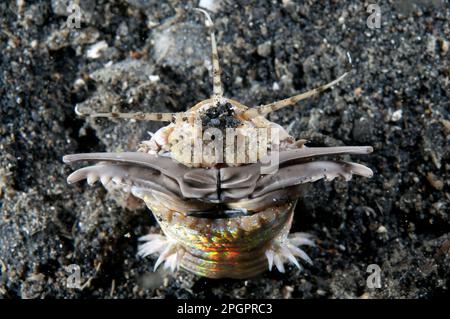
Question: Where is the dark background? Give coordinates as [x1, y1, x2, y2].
[0, 0, 448, 298]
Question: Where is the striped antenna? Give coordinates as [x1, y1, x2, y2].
[75, 105, 182, 122]
[243, 72, 349, 119]
[195, 8, 224, 104]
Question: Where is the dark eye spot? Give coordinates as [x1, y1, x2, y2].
[200, 102, 241, 130]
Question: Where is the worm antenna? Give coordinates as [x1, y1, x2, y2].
[195, 8, 224, 104]
[75, 105, 182, 122]
[243, 72, 349, 119]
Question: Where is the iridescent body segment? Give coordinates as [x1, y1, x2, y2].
[64, 10, 373, 279]
[142, 189, 294, 278]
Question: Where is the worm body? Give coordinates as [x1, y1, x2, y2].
[64, 10, 373, 278]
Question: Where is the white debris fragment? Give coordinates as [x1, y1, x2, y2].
[391, 109, 403, 122]
[272, 82, 280, 91]
[17, 0, 25, 14]
[86, 40, 108, 59]
[199, 0, 221, 13]
[73, 78, 86, 90]
[426, 35, 436, 55]
[376, 225, 387, 234]
[149, 75, 160, 82]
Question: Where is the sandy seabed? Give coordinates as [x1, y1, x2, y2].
[0, 0, 448, 298]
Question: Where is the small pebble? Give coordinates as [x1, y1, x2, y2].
[87, 41, 108, 59]
[257, 41, 272, 57]
[440, 39, 448, 55]
[426, 172, 444, 190]
[282, 285, 294, 299]
[376, 225, 387, 234]
[199, 0, 221, 12]
[391, 109, 403, 122]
